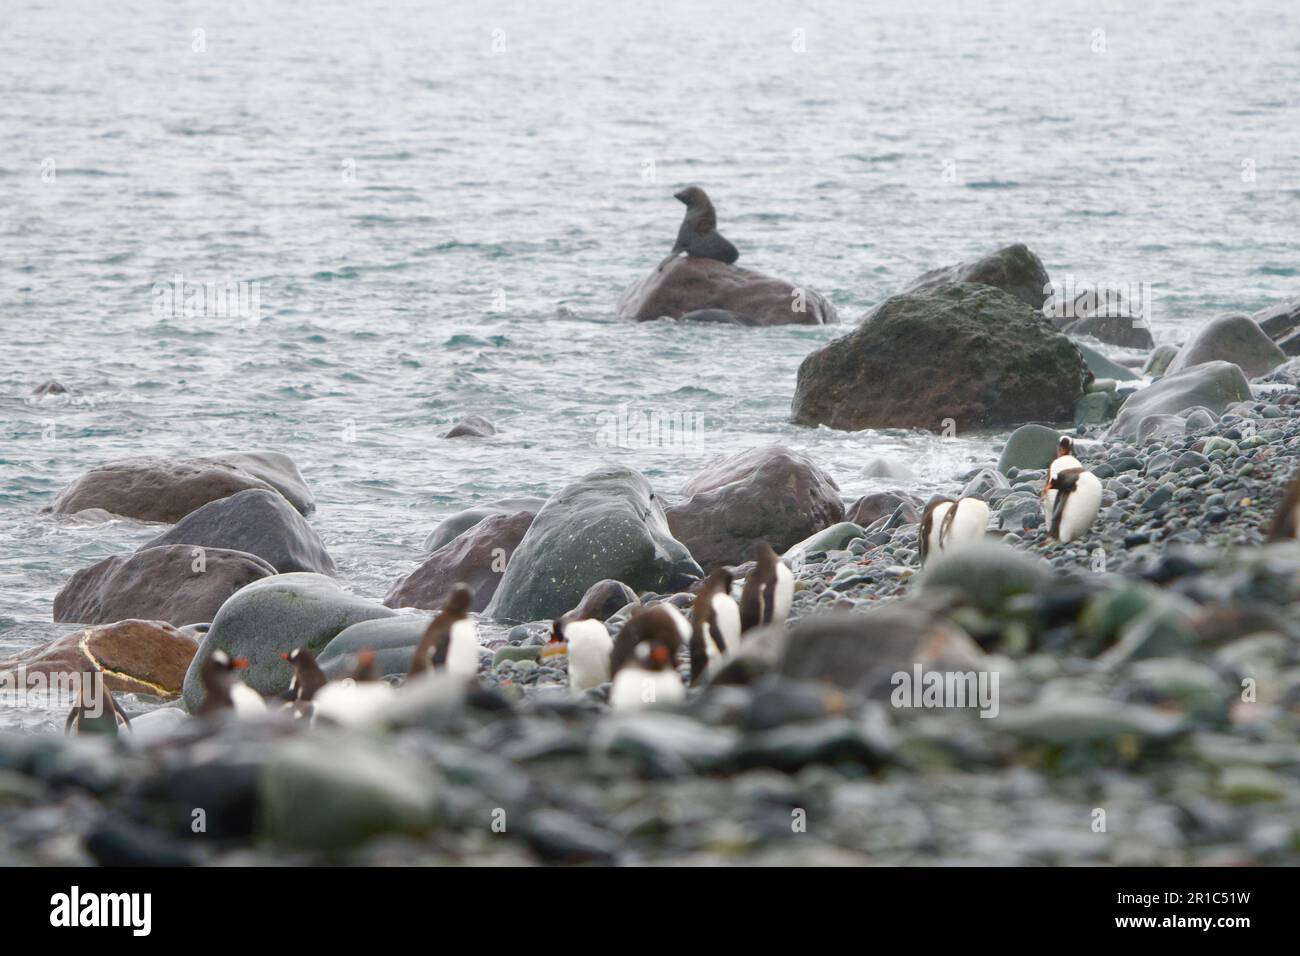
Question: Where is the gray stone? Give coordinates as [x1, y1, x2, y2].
[1074, 342, 1139, 382]
[901, 243, 1051, 312]
[1165, 313, 1286, 379]
[1142, 344, 1179, 379]
[1063, 313, 1154, 350]
[997, 423, 1065, 474]
[921, 542, 1051, 612]
[318, 613, 432, 678]
[444, 415, 497, 438]
[385, 510, 532, 612]
[422, 496, 547, 552]
[1107, 362, 1252, 442]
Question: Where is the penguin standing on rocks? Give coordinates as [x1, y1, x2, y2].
[739, 541, 794, 633]
[65, 672, 131, 736]
[409, 584, 479, 681]
[689, 568, 741, 685]
[279, 648, 328, 716]
[549, 616, 614, 693]
[919, 497, 991, 565]
[609, 605, 687, 711]
[194, 650, 266, 717]
[1042, 466, 1103, 544]
[1267, 467, 1300, 541]
[656, 186, 740, 271]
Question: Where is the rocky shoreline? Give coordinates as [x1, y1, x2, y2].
[5, 246, 1300, 866]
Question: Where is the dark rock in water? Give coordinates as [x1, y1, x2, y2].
[779, 607, 983, 701]
[921, 541, 1051, 612]
[616, 256, 836, 326]
[319, 614, 431, 678]
[53, 545, 276, 626]
[422, 496, 547, 552]
[1063, 313, 1155, 350]
[444, 414, 497, 438]
[666, 444, 844, 567]
[32, 379, 69, 396]
[1252, 296, 1300, 342]
[484, 467, 700, 623]
[385, 510, 532, 612]
[847, 491, 921, 527]
[1143, 344, 1179, 379]
[678, 308, 758, 326]
[140, 488, 336, 575]
[1165, 313, 1286, 379]
[997, 423, 1065, 474]
[960, 467, 1010, 500]
[42, 451, 315, 522]
[860, 457, 916, 480]
[1107, 362, 1251, 442]
[902, 243, 1051, 313]
[1074, 342, 1139, 382]
[182, 573, 395, 709]
[791, 285, 1090, 431]
[0, 619, 198, 698]
[567, 579, 639, 621]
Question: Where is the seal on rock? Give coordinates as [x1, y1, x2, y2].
[657, 186, 739, 271]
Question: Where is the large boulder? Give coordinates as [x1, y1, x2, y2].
[791, 284, 1090, 431]
[53, 545, 277, 626]
[422, 497, 547, 552]
[1107, 361, 1252, 442]
[181, 573, 395, 710]
[1165, 313, 1286, 379]
[996, 423, 1065, 474]
[778, 608, 985, 702]
[666, 445, 844, 567]
[616, 256, 836, 327]
[139, 488, 336, 575]
[384, 510, 533, 612]
[846, 491, 920, 527]
[0, 620, 198, 698]
[319, 615, 432, 680]
[484, 467, 701, 623]
[42, 452, 313, 522]
[901, 243, 1050, 313]
[920, 542, 1052, 613]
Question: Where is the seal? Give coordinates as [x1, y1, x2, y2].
[657, 186, 740, 271]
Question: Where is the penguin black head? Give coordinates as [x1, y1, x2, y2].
[1058, 436, 1074, 456]
[702, 566, 734, 594]
[208, 649, 249, 673]
[443, 583, 473, 616]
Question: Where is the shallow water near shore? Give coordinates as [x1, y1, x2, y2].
[3, 0, 1300, 736]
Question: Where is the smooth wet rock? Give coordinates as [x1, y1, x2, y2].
[1063, 313, 1154, 350]
[847, 491, 921, 527]
[485, 467, 700, 623]
[921, 542, 1051, 612]
[1143, 344, 1179, 379]
[1136, 414, 1187, 446]
[1165, 313, 1286, 379]
[42, 452, 314, 522]
[140, 488, 336, 575]
[779, 607, 984, 701]
[616, 256, 836, 326]
[182, 573, 395, 709]
[32, 379, 69, 397]
[318, 614, 431, 679]
[0, 620, 198, 698]
[1074, 342, 1139, 382]
[1107, 362, 1251, 442]
[902, 243, 1051, 313]
[444, 415, 497, 438]
[1253, 296, 1300, 342]
[422, 496, 547, 552]
[666, 444, 844, 567]
[961, 468, 1010, 500]
[385, 510, 531, 612]
[53, 545, 277, 627]
[567, 579, 639, 621]
[1074, 391, 1112, 425]
[792, 285, 1089, 431]
[785, 521, 866, 558]
[997, 423, 1065, 474]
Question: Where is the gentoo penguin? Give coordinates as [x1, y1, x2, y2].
[689, 568, 741, 685]
[656, 186, 740, 271]
[351, 649, 379, 682]
[65, 672, 131, 736]
[1042, 466, 1102, 543]
[609, 606, 687, 711]
[549, 616, 614, 692]
[280, 648, 328, 711]
[1266, 467, 1300, 541]
[409, 584, 479, 680]
[739, 541, 794, 633]
[194, 650, 266, 717]
[919, 497, 991, 564]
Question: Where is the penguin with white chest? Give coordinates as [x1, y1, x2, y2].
[689, 568, 741, 685]
[548, 616, 615, 693]
[409, 584, 479, 681]
[919, 497, 990, 565]
[739, 541, 794, 633]
[279, 647, 328, 718]
[609, 604, 688, 711]
[1042, 466, 1102, 543]
[195, 649, 266, 717]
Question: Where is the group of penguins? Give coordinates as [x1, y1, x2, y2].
[65, 541, 797, 736]
[65, 436, 1112, 737]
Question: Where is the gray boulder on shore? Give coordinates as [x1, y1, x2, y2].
[1107, 361, 1252, 442]
[901, 243, 1051, 313]
[385, 510, 532, 612]
[1165, 313, 1286, 380]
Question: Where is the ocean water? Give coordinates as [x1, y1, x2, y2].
[2, 0, 1299, 729]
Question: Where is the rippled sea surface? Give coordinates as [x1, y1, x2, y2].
[2, 0, 1298, 728]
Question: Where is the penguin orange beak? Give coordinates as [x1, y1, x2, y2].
[231, 657, 250, 670]
[650, 645, 670, 665]
[279, 652, 291, 661]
